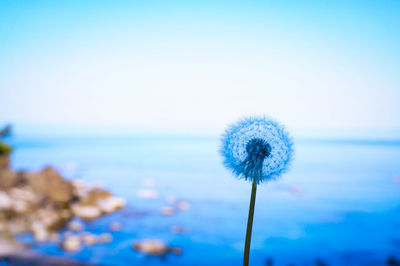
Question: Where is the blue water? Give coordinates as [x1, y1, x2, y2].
[7, 134, 400, 265]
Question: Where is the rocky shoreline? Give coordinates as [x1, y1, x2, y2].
[0, 148, 184, 264]
[0, 152, 125, 260]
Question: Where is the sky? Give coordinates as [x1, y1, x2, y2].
[0, 1, 399, 136]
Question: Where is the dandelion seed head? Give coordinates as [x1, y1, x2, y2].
[221, 116, 294, 184]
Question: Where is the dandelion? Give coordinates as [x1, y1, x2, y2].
[220, 116, 293, 266]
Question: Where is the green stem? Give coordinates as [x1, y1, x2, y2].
[243, 179, 257, 266]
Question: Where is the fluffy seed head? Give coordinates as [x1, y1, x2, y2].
[220, 116, 294, 184]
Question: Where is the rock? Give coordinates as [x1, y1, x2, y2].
[68, 221, 84, 232]
[2, 218, 28, 235]
[177, 201, 190, 211]
[27, 167, 74, 204]
[60, 209, 72, 219]
[0, 238, 22, 257]
[49, 232, 60, 243]
[9, 187, 36, 203]
[12, 200, 28, 213]
[0, 153, 10, 170]
[71, 179, 87, 198]
[0, 169, 21, 189]
[31, 222, 48, 242]
[0, 156, 124, 252]
[71, 179, 85, 188]
[132, 239, 181, 256]
[98, 196, 125, 213]
[79, 232, 112, 246]
[160, 206, 174, 216]
[133, 239, 182, 257]
[4, 186, 41, 215]
[109, 221, 122, 231]
[99, 233, 112, 243]
[72, 205, 102, 220]
[169, 247, 182, 255]
[80, 188, 112, 205]
[136, 189, 158, 199]
[72, 188, 125, 219]
[0, 191, 12, 210]
[36, 208, 71, 230]
[61, 235, 81, 252]
[81, 233, 97, 246]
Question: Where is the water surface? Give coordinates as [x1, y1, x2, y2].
[8, 134, 400, 265]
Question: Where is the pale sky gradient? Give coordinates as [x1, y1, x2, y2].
[1, 1, 399, 136]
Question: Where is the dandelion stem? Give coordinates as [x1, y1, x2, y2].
[243, 179, 257, 266]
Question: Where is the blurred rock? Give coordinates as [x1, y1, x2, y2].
[0, 191, 12, 210]
[133, 239, 181, 256]
[26, 167, 74, 204]
[61, 235, 81, 252]
[0, 169, 22, 189]
[68, 221, 84, 232]
[81, 233, 97, 246]
[13, 200, 28, 213]
[31, 222, 49, 242]
[48, 232, 60, 243]
[0, 161, 125, 249]
[9, 187, 36, 203]
[36, 208, 72, 230]
[72, 179, 87, 198]
[79, 232, 112, 246]
[99, 233, 112, 243]
[98, 195, 125, 213]
[0, 237, 22, 257]
[1, 219, 28, 235]
[177, 201, 190, 211]
[0, 153, 10, 170]
[72, 205, 102, 220]
[169, 247, 182, 255]
[160, 206, 175, 216]
[72, 188, 125, 220]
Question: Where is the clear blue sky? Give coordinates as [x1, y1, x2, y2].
[1, 1, 399, 135]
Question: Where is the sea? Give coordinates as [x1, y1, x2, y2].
[5, 130, 400, 265]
